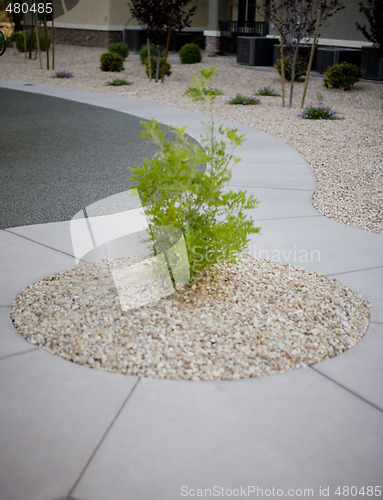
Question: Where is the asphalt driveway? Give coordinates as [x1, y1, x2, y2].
[0, 88, 156, 229]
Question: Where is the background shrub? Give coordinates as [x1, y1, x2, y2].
[298, 102, 343, 120]
[100, 52, 124, 72]
[139, 43, 163, 64]
[7, 31, 22, 47]
[275, 55, 307, 81]
[108, 78, 132, 86]
[55, 70, 74, 78]
[256, 86, 281, 96]
[16, 32, 51, 52]
[323, 62, 363, 90]
[108, 42, 129, 60]
[179, 43, 202, 64]
[228, 94, 261, 105]
[145, 56, 171, 79]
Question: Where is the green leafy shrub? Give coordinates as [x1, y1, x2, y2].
[184, 67, 223, 100]
[256, 86, 281, 96]
[179, 43, 202, 64]
[185, 85, 223, 100]
[323, 62, 363, 90]
[6, 31, 23, 47]
[275, 55, 307, 81]
[298, 102, 343, 120]
[228, 94, 261, 105]
[108, 78, 132, 86]
[145, 56, 171, 79]
[16, 32, 51, 52]
[108, 42, 129, 60]
[129, 67, 260, 281]
[100, 52, 124, 72]
[139, 43, 163, 64]
[10, 31, 23, 48]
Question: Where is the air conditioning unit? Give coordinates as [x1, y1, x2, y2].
[237, 37, 277, 66]
[237, 37, 257, 65]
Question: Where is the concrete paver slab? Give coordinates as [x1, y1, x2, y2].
[236, 144, 308, 164]
[328, 267, 383, 323]
[6, 221, 75, 258]
[73, 369, 383, 500]
[0, 349, 137, 500]
[229, 186, 320, 219]
[314, 322, 383, 410]
[250, 216, 383, 274]
[0, 230, 76, 305]
[229, 161, 316, 190]
[0, 307, 37, 359]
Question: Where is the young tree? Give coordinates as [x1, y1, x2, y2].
[128, 0, 196, 82]
[261, 0, 344, 107]
[160, 0, 196, 82]
[128, 0, 168, 80]
[356, 0, 383, 56]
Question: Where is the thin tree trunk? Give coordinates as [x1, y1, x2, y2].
[23, 14, 27, 58]
[35, 17, 42, 68]
[289, 42, 300, 108]
[147, 36, 152, 80]
[161, 26, 172, 83]
[51, 3, 55, 70]
[301, 8, 322, 109]
[29, 16, 34, 59]
[279, 10, 285, 108]
[155, 45, 160, 82]
[43, 15, 49, 69]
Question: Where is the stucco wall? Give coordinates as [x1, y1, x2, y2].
[320, 0, 365, 42]
[55, 0, 210, 31]
[268, 0, 367, 44]
[55, 0, 109, 27]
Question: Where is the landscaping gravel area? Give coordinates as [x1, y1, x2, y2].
[3, 44, 376, 380]
[2, 44, 382, 233]
[11, 257, 370, 380]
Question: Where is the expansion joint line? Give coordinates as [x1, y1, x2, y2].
[310, 366, 383, 414]
[64, 378, 141, 499]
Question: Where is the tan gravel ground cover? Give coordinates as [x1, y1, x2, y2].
[4, 44, 377, 380]
[11, 257, 370, 380]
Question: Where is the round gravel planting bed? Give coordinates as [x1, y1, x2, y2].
[11, 257, 370, 381]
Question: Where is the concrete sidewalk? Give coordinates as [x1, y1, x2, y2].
[0, 81, 382, 500]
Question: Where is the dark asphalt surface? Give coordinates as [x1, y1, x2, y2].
[0, 88, 157, 229]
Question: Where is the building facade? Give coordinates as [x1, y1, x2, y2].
[1, 0, 375, 53]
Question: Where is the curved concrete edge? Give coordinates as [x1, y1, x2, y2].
[1, 80, 383, 500]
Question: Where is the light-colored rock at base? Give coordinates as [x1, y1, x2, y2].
[11, 257, 370, 381]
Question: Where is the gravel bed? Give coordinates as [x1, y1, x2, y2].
[11, 257, 370, 381]
[2, 44, 382, 233]
[5, 44, 375, 380]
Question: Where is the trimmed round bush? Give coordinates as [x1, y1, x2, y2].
[100, 52, 124, 72]
[323, 62, 363, 90]
[179, 43, 202, 64]
[108, 42, 129, 60]
[275, 55, 307, 81]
